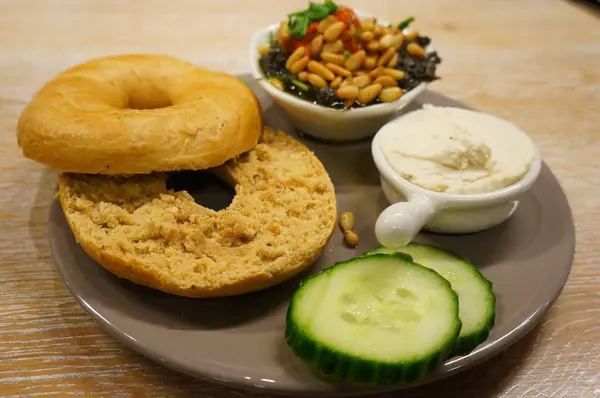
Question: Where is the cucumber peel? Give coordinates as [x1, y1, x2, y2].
[285, 253, 461, 385]
[364, 243, 496, 356]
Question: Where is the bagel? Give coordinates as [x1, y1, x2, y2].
[17, 54, 263, 175]
[57, 127, 337, 298]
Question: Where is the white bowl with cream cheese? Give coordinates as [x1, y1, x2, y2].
[372, 104, 542, 248]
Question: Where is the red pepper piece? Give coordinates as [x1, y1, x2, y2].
[306, 21, 319, 35]
[334, 8, 360, 28]
[343, 40, 362, 53]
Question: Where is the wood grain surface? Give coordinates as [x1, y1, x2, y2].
[1, 0, 599, 396]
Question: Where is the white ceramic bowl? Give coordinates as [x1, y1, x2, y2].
[372, 109, 543, 248]
[248, 11, 430, 142]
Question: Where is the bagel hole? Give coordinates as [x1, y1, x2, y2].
[127, 87, 172, 109]
[166, 171, 234, 211]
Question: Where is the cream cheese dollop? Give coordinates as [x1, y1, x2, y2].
[379, 105, 536, 194]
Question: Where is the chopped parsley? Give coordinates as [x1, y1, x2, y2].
[398, 16, 415, 30]
[288, 0, 339, 38]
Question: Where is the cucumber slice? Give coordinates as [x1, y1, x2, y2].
[285, 254, 461, 385]
[364, 243, 496, 355]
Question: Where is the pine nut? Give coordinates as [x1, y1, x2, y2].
[278, 21, 289, 42]
[379, 33, 395, 49]
[360, 31, 374, 42]
[344, 50, 366, 72]
[392, 33, 404, 50]
[330, 76, 343, 89]
[366, 40, 379, 52]
[377, 47, 396, 67]
[363, 54, 379, 71]
[361, 18, 376, 31]
[317, 15, 338, 33]
[310, 35, 324, 59]
[407, 42, 427, 58]
[354, 70, 367, 76]
[368, 66, 385, 78]
[387, 52, 399, 68]
[326, 62, 352, 78]
[307, 73, 328, 89]
[379, 86, 403, 103]
[298, 71, 308, 81]
[373, 25, 385, 38]
[324, 21, 346, 42]
[405, 30, 419, 41]
[383, 68, 406, 80]
[341, 77, 352, 87]
[336, 85, 359, 101]
[286, 46, 305, 69]
[357, 83, 382, 104]
[322, 40, 344, 54]
[307, 60, 335, 81]
[374, 75, 397, 87]
[352, 75, 372, 88]
[321, 51, 345, 66]
[290, 56, 309, 75]
[344, 230, 359, 247]
[363, 55, 377, 70]
[257, 44, 270, 56]
[339, 211, 355, 230]
[339, 30, 352, 42]
[268, 77, 284, 91]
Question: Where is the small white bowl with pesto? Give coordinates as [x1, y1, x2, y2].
[372, 104, 542, 248]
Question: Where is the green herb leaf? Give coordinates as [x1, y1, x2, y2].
[344, 50, 351, 58]
[290, 78, 309, 91]
[397, 16, 415, 30]
[268, 31, 275, 46]
[287, 0, 339, 38]
[325, 0, 338, 10]
[288, 14, 308, 38]
[327, 0, 339, 13]
[308, 2, 332, 20]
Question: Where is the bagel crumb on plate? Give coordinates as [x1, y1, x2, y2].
[57, 127, 337, 298]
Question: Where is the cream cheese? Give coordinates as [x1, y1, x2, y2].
[379, 105, 536, 194]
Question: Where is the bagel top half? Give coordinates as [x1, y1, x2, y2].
[17, 54, 263, 175]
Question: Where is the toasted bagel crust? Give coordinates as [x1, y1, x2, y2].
[17, 54, 263, 174]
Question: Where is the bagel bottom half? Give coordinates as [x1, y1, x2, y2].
[58, 127, 337, 298]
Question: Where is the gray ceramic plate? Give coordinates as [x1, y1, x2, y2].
[49, 79, 575, 396]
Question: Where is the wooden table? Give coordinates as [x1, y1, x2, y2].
[1, 0, 599, 396]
